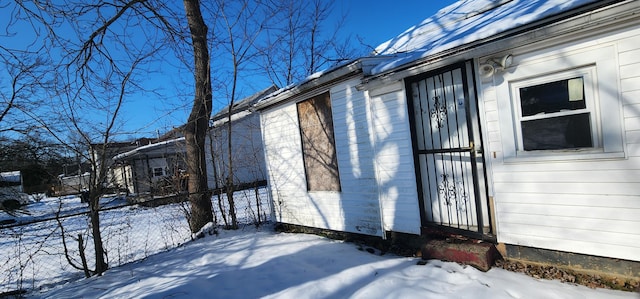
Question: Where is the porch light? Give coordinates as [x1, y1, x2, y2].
[479, 54, 513, 78]
[495, 54, 513, 69]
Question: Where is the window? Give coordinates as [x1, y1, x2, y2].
[153, 167, 164, 177]
[496, 45, 624, 161]
[297, 92, 341, 191]
[513, 68, 598, 152]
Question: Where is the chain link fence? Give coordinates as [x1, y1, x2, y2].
[0, 186, 270, 296]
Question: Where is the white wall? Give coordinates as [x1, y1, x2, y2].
[206, 113, 266, 190]
[261, 78, 383, 236]
[127, 156, 170, 194]
[368, 82, 421, 235]
[111, 165, 134, 193]
[481, 24, 640, 262]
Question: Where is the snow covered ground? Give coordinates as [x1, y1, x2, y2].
[0, 188, 269, 295]
[0, 194, 193, 294]
[31, 227, 637, 299]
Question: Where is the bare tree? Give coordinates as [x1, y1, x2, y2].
[259, 0, 355, 87]
[3, 0, 182, 275]
[182, 0, 214, 233]
[0, 51, 50, 135]
[202, 0, 356, 230]
[51, 54, 151, 276]
[205, 0, 271, 229]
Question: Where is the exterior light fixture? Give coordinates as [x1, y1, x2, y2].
[479, 54, 513, 78]
[495, 54, 513, 69]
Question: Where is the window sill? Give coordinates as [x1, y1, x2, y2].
[504, 148, 626, 164]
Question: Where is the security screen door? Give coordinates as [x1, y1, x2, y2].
[407, 62, 490, 237]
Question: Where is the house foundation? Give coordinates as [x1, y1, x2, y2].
[501, 244, 640, 286]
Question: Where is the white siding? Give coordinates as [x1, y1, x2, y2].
[368, 82, 421, 235]
[481, 25, 640, 261]
[111, 165, 134, 194]
[206, 113, 266, 189]
[260, 78, 383, 236]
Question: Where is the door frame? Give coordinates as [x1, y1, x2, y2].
[405, 60, 494, 240]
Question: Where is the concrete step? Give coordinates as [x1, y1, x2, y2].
[421, 239, 499, 271]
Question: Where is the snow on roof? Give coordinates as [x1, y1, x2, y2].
[371, 0, 599, 74]
[253, 59, 361, 110]
[212, 85, 279, 122]
[112, 137, 185, 161]
[0, 171, 21, 183]
[253, 0, 604, 108]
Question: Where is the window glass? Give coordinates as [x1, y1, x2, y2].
[517, 76, 594, 151]
[519, 77, 585, 116]
[521, 113, 592, 150]
[153, 167, 164, 177]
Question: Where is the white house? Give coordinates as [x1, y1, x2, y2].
[206, 86, 276, 192]
[255, 0, 640, 277]
[0, 171, 28, 205]
[112, 137, 187, 195]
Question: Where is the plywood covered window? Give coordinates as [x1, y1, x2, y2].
[297, 92, 341, 191]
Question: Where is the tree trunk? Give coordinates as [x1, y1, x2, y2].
[89, 193, 108, 275]
[226, 121, 238, 229]
[183, 0, 214, 233]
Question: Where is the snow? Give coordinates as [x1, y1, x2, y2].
[31, 228, 636, 299]
[371, 0, 598, 74]
[0, 171, 21, 183]
[1, 188, 270, 294]
[112, 137, 185, 160]
[1, 194, 193, 293]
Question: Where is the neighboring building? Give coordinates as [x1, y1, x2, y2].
[0, 171, 23, 193]
[206, 86, 277, 191]
[90, 139, 151, 190]
[111, 137, 187, 195]
[0, 171, 28, 205]
[57, 172, 90, 196]
[255, 0, 640, 277]
[54, 139, 151, 196]
[110, 83, 275, 198]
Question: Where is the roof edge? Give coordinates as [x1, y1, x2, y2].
[253, 59, 365, 111]
[112, 137, 185, 161]
[363, 0, 628, 85]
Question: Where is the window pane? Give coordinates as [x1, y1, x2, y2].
[520, 77, 585, 117]
[297, 92, 341, 191]
[522, 113, 592, 150]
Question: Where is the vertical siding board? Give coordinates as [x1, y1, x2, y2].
[370, 83, 421, 234]
[331, 80, 383, 235]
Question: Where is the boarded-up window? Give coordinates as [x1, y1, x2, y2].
[297, 92, 341, 191]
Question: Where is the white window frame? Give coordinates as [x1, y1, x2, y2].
[510, 67, 600, 154]
[495, 44, 625, 162]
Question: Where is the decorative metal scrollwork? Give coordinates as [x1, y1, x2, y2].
[430, 96, 447, 129]
[437, 173, 469, 213]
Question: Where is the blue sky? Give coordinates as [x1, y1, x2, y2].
[134, 1, 459, 139]
[336, 1, 458, 50]
[1, 1, 458, 141]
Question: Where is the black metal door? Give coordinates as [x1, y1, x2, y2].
[407, 62, 490, 237]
